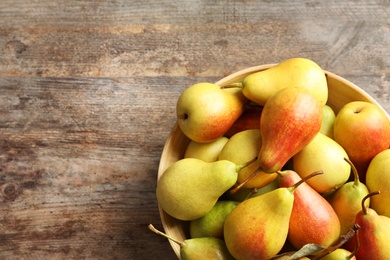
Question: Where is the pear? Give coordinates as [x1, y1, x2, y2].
[319, 248, 356, 260]
[219, 129, 278, 189]
[278, 170, 340, 249]
[293, 132, 350, 194]
[223, 173, 317, 260]
[184, 136, 229, 162]
[259, 87, 322, 173]
[241, 57, 328, 106]
[156, 158, 254, 221]
[333, 101, 390, 182]
[176, 82, 248, 143]
[190, 200, 239, 239]
[345, 191, 390, 259]
[329, 157, 370, 235]
[366, 149, 390, 218]
[320, 104, 336, 139]
[224, 105, 262, 138]
[148, 224, 234, 260]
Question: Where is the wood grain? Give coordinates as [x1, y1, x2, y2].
[1, 1, 390, 259]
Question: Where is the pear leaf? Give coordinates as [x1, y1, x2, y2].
[289, 243, 324, 259]
[270, 243, 324, 260]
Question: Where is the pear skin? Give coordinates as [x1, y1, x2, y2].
[224, 105, 262, 138]
[219, 129, 278, 189]
[176, 82, 248, 143]
[366, 149, 390, 218]
[319, 248, 356, 260]
[278, 170, 341, 249]
[345, 192, 390, 259]
[156, 158, 240, 221]
[293, 132, 351, 194]
[259, 87, 322, 173]
[329, 158, 370, 235]
[224, 187, 296, 260]
[184, 137, 229, 162]
[320, 104, 336, 139]
[190, 200, 239, 239]
[333, 101, 390, 182]
[241, 57, 328, 106]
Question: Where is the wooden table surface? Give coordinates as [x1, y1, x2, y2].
[1, 1, 390, 259]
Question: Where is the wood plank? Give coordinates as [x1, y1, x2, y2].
[0, 76, 222, 259]
[1, 22, 390, 79]
[1, 1, 390, 25]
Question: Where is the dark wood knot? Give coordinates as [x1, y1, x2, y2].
[2, 183, 20, 201]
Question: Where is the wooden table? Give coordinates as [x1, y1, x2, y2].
[1, 1, 390, 259]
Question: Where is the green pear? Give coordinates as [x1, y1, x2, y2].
[278, 170, 341, 249]
[259, 87, 322, 173]
[345, 191, 390, 259]
[148, 224, 234, 260]
[329, 158, 370, 235]
[184, 136, 229, 162]
[156, 158, 253, 221]
[241, 57, 328, 106]
[223, 174, 314, 260]
[366, 149, 390, 218]
[190, 200, 239, 239]
[293, 132, 351, 194]
[320, 104, 336, 139]
[176, 82, 248, 143]
[219, 129, 278, 189]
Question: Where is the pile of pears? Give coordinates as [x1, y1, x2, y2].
[152, 58, 390, 259]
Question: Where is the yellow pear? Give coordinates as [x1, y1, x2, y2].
[366, 149, 390, 218]
[320, 248, 356, 260]
[241, 57, 328, 106]
[219, 129, 278, 189]
[224, 187, 295, 259]
[184, 136, 229, 162]
[293, 132, 351, 194]
[156, 158, 252, 221]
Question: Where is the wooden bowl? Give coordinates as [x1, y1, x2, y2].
[157, 64, 390, 258]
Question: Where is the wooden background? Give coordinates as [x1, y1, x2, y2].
[1, 1, 390, 259]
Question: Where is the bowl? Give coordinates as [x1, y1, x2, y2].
[157, 64, 390, 258]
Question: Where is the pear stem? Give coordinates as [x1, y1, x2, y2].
[220, 82, 243, 89]
[230, 166, 263, 195]
[291, 170, 324, 191]
[362, 191, 380, 215]
[344, 157, 360, 186]
[350, 225, 360, 259]
[148, 224, 185, 247]
[312, 224, 361, 259]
